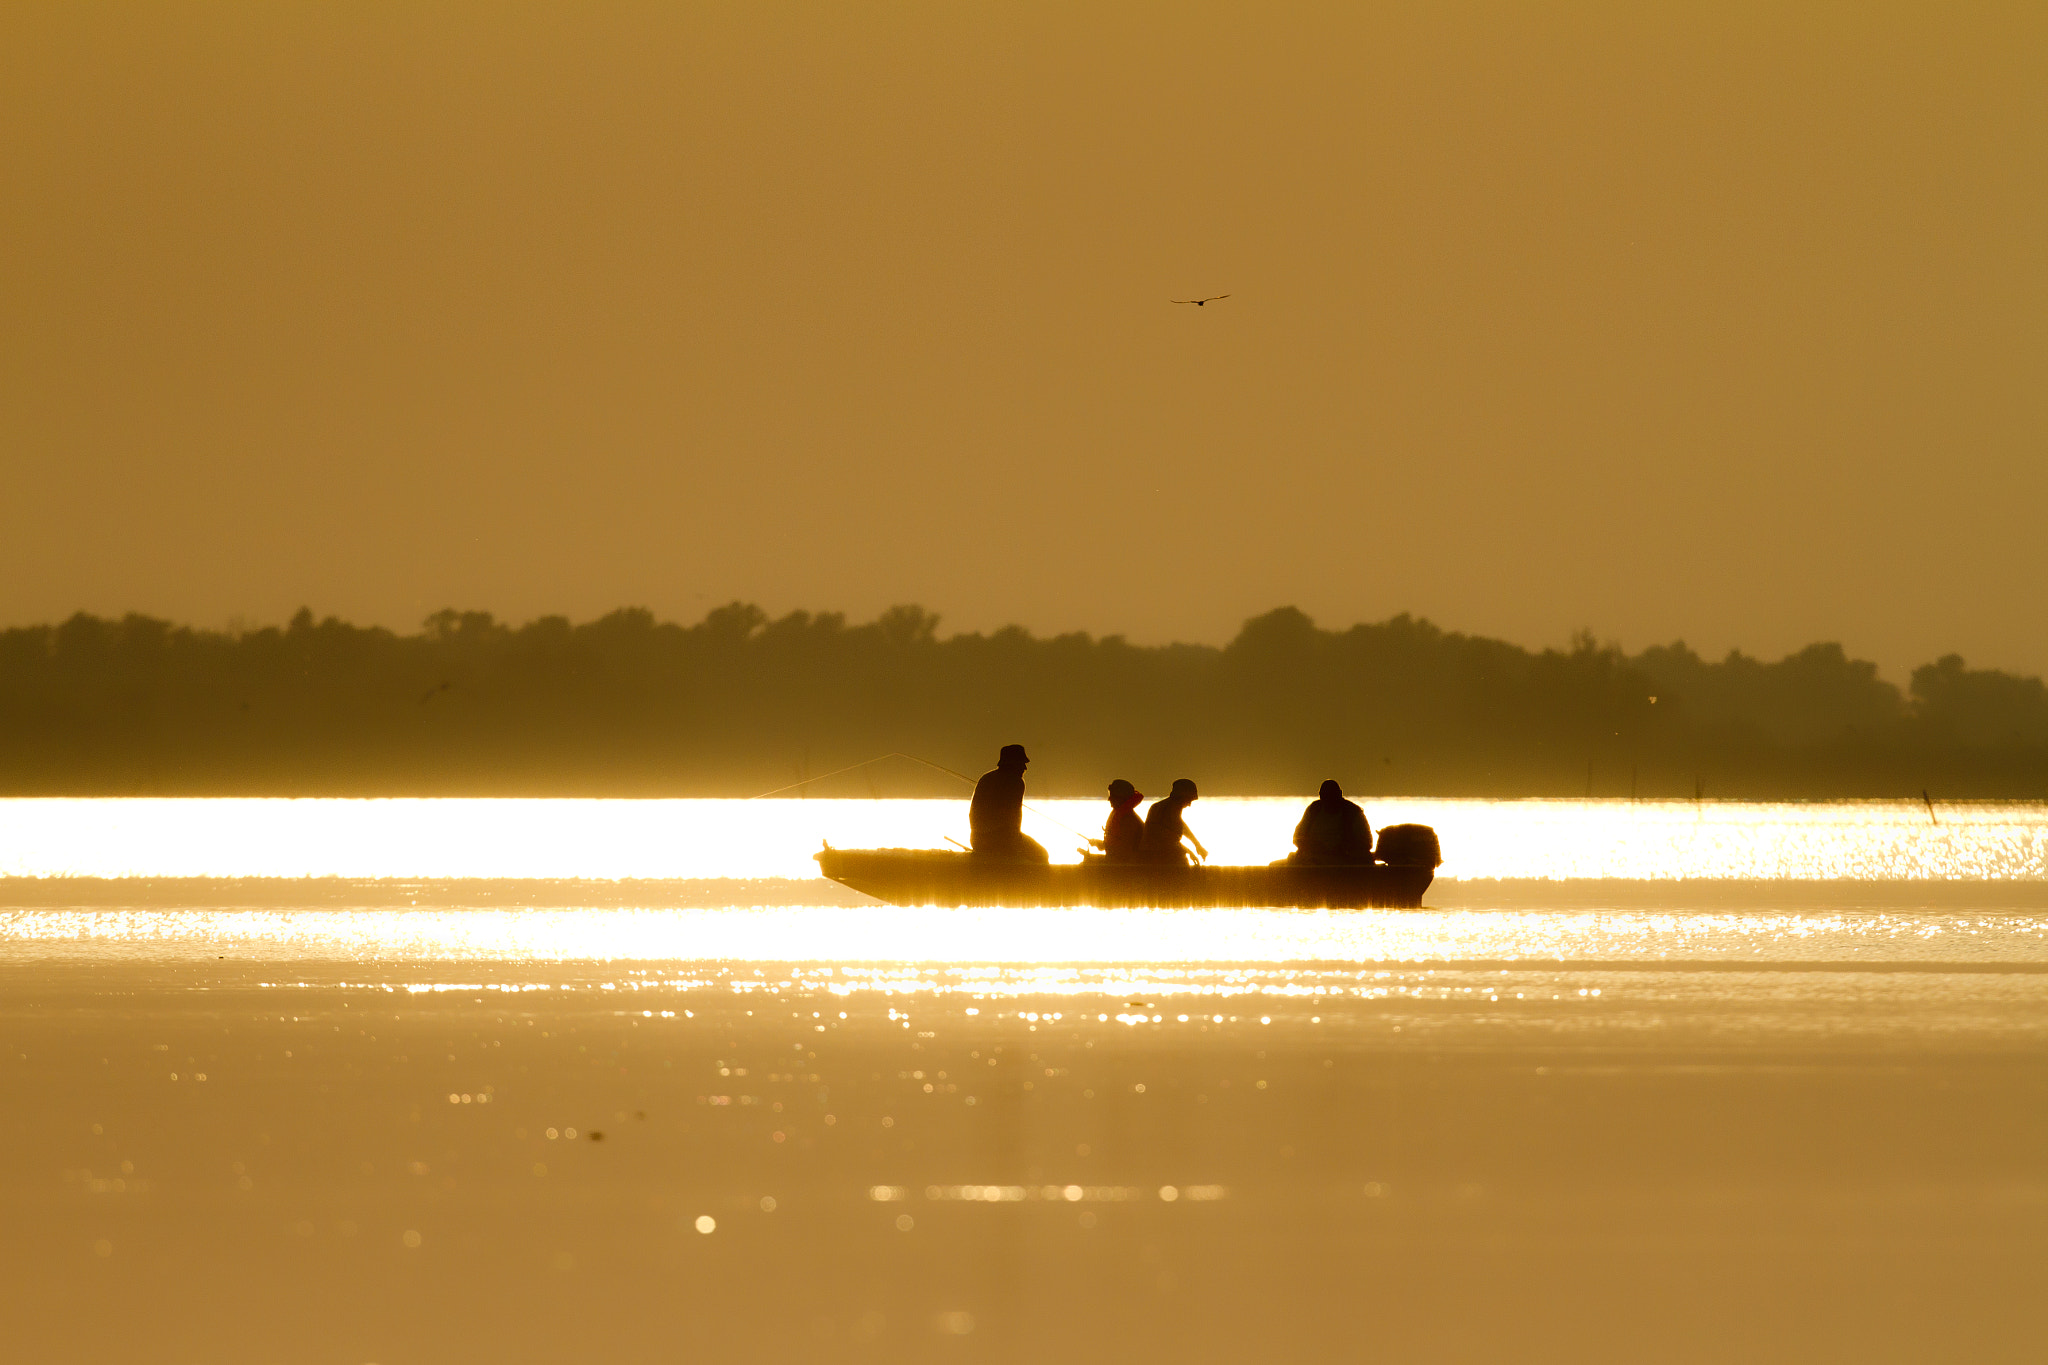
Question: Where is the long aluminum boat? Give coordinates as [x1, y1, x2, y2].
[814, 847, 1434, 909]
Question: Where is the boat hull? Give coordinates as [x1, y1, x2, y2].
[815, 848, 1434, 909]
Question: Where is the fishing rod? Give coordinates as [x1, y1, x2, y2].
[749, 750, 1095, 842]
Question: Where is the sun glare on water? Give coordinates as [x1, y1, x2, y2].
[1, 797, 2043, 882]
[3, 797, 2045, 974]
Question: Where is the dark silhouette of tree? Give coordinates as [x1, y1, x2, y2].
[0, 605, 2041, 797]
[1911, 655, 2048, 749]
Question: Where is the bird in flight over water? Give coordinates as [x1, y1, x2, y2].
[1172, 294, 1231, 306]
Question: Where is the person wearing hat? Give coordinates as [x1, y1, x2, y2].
[968, 743, 1049, 862]
[1141, 778, 1208, 866]
[1088, 779, 1146, 861]
[1290, 779, 1375, 865]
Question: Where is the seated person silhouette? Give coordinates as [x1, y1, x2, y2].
[1141, 778, 1208, 866]
[1289, 779, 1375, 865]
[1088, 780, 1145, 861]
[968, 744, 1049, 862]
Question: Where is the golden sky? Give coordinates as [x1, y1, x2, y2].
[3, 2, 2043, 676]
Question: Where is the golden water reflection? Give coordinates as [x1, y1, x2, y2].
[10, 822, 2048, 1364]
[8, 904, 2047, 967]
[2, 797, 2044, 881]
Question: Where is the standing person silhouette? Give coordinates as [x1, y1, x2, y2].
[1141, 779, 1208, 866]
[968, 744, 1049, 863]
[1089, 779, 1146, 861]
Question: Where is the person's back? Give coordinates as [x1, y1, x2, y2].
[1141, 778, 1206, 866]
[969, 768, 1024, 844]
[969, 744, 1049, 863]
[1293, 780, 1374, 864]
[1103, 807, 1144, 859]
[1094, 779, 1146, 861]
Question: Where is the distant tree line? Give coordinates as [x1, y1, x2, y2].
[1, 604, 2044, 798]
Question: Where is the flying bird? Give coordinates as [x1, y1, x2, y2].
[1172, 295, 1231, 306]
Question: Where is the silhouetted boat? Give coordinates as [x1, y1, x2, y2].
[814, 847, 1435, 909]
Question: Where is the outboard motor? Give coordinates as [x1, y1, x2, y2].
[1375, 824, 1442, 868]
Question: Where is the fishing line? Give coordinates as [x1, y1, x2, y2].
[748, 750, 1094, 842]
[747, 751, 974, 799]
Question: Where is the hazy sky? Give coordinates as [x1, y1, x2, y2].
[4, 3, 2044, 679]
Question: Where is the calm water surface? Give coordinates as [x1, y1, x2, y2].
[4, 799, 2047, 1362]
